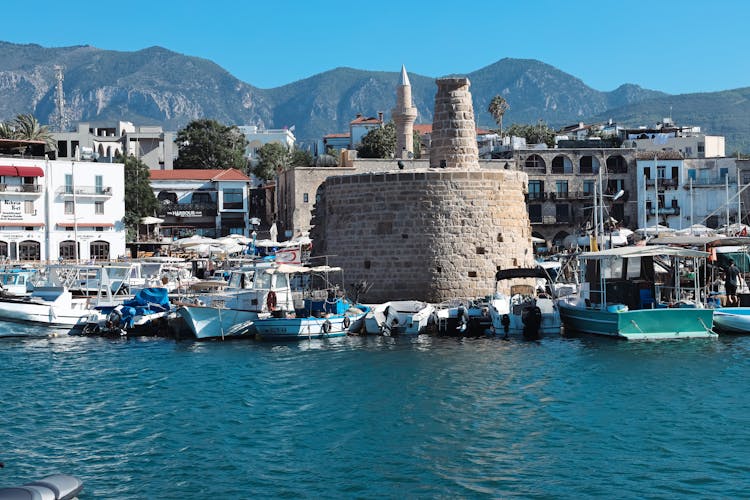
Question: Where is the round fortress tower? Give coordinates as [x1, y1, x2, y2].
[314, 75, 534, 303]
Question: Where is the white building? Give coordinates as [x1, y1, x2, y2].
[53, 121, 176, 170]
[149, 169, 252, 239]
[624, 118, 725, 159]
[0, 140, 126, 261]
[636, 151, 739, 230]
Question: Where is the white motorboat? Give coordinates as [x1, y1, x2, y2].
[488, 267, 562, 339]
[363, 300, 436, 335]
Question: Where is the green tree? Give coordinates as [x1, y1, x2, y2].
[290, 148, 313, 168]
[253, 142, 290, 180]
[488, 95, 510, 135]
[357, 121, 396, 158]
[174, 119, 248, 171]
[119, 154, 159, 241]
[505, 121, 556, 148]
[0, 114, 56, 150]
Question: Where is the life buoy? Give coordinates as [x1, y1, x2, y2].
[322, 320, 332, 334]
[343, 316, 351, 329]
[266, 291, 277, 311]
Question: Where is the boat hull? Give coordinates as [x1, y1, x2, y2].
[713, 307, 750, 334]
[254, 308, 368, 341]
[176, 305, 258, 340]
[558, 301, 716, 340]
[0, 297, 90, 329]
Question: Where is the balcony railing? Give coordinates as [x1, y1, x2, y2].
[0, 183, 42, 193]
[157, 202, 218, 217]
[687, 176, 737, 187]
[57, 185, 113, 197]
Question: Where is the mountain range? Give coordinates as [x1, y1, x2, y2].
[1, 41, 748, 153]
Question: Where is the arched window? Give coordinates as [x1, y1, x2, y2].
[579, 155, 601, 174]
[0, 241, 7, 259]
[59, 240, 79, 260]
[606, 155, 627, 173]
[18, 240, 40, 261]
[90, 241, 110, 261]
[551, 155, 573, 174]
[524, 154, 546, 172]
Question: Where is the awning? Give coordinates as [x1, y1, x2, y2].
[0, 166, 44, 177]
[57, 222, 114, 228]
[15, 166, 44, 177]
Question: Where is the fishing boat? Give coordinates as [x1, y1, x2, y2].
[0, 473, 83, 499]
[172, 262, 293, 340]
[557, 245, 716, 340]
[251, 264, 369, 341]
[712, 307, 750, 333]
[488, 267, 561, 339]
[363, 300, 436, 335]
[0, 267, 41, 297]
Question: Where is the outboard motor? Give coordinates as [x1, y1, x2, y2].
[456, 305, 469, 334]
[501, 313, 511, 340]
[521, 305, 543, 340]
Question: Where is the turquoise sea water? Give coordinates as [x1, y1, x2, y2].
[2, 325, 750, 499]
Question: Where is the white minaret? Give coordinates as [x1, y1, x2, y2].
[392, 65, 418, 159]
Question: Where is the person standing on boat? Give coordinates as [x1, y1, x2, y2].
[725, 258, 741, 307]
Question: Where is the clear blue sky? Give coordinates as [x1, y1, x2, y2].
[4, 0, 747, 95]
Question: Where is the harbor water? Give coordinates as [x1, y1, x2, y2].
[2, 325, 750, 498]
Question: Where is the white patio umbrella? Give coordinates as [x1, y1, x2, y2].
[269, 222, 278, 242]
[225, 234, 252, 244]
[172, 235, 217, 248]
[140, 216, 165, 225]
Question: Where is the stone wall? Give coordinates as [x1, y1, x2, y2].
[319, 169, 534, 303]
[429, 77, 480, 170]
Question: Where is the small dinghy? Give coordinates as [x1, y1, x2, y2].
[0, 473, 83, 499]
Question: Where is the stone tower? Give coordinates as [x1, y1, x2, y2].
[391, 65, 418, 159]
[429, 77, 480, 170]
[314, 75, 535, 303]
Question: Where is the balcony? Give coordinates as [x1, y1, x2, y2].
[687, 175, 737, 187]
[157, 202, 218, 218]
[57, 185, 113, 198]
[0, 183, 42, 195]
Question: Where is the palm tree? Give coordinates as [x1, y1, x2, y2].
[0, 121, 14, 139]
[12, 114, 55, 150]
[488, 95, 510, 136]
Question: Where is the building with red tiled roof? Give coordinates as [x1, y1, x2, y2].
[149, 168, 253, 239]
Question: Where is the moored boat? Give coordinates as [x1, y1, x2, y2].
[488, 267, 561, 339]
[557, 245, 716, 340]
[712, 307, 750, 334]
[364, 300, 436, 335]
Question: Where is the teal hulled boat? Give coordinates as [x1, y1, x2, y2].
[557, 245, 716, 340]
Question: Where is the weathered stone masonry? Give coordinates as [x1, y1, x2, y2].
[321, 169, 534, 302]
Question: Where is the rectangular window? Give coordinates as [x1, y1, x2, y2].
[223, 188, 243, 209]
[657, 166, 666, 179]
[556, 180, 568, 197]
[65, 174, 73, 194]
[64, 201, 74, 214]
[95, 175, 103, 195]
[644, 167, 651, 180]
[555, 204, 569, 223]
[720, 168, 729, 178]
[583, 180, 595, 196]
[24, 201, 34, 214]
[688, 169, 697, 180]
[528, 204, 542, 223]
[303, 193, 309, 203]
[95, 201, 104, 214]
[528, 180, 543, 200]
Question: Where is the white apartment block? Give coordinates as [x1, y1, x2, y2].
[0, 148, 125, 262]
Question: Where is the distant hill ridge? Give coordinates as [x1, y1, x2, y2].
[0, 41, 748, 152]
